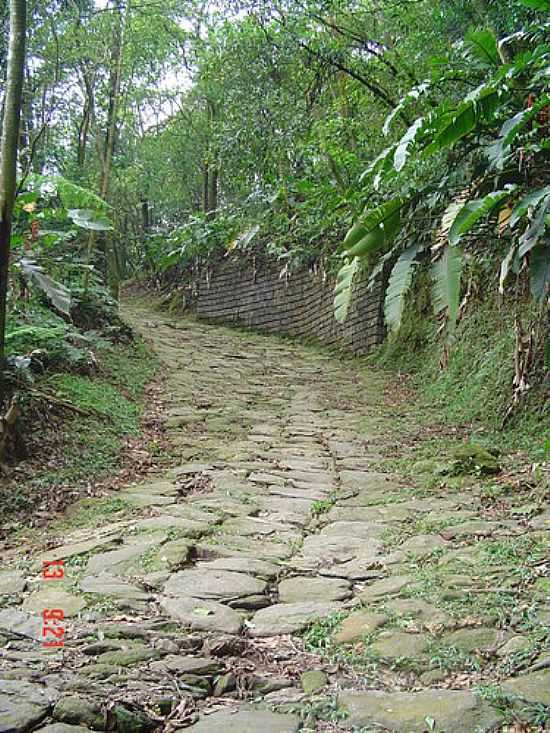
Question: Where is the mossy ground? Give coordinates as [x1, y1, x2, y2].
[1, 337, 158, 525]
[372, 294, 548, 459]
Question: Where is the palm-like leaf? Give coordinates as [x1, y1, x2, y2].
[426, 85, 499, 153]
[530, 243, 550, 300]
[448, 187, 516, 245]
[431, 246, 463, 328]
[384, 243, 421, 333]
[510, 187, 550, 228]
[334, 258, 360, 324]
[518, 196, 550, 257]
[343, 198, 403, 259]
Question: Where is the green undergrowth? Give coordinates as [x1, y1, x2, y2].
[37, 339, 157, 486]
[372, 294, 548, 458]
[4, 337, 158, 520]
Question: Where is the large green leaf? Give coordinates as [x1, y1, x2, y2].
[394, 118, 425, 171]
[428, 86, 499, 152]
[384, 243, 421, 333]
[343, 198, 403, 259]
[68, 208, 114, 232]
[18, 258, 71, 315]
[489, 98, 550, 169]
[448, 188, 516, 245]
[529, 243, 550, 300]
[382, 82, 430, 136]
[499, 242, 518, 294]
[518, 196, 550, 257]
[510, 187, 550, 228]
[334, 258, 360, 324]
[29, 174, 110, 212]
[360, 145, 396, 183]
[519, 0, 550, 9]
[431, 246, 463, 328]
[465, 29, 500, 68]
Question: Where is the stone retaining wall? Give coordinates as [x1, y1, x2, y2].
[192, 258, 386, 355]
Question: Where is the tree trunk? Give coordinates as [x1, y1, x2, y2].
[77, 70, 95, 169]
[202, 162, 209, 214]
[85, 0, 128, 299]
[208, 165, 218, 219]
[0, 0, 27, 381]
[141, 199, 149, 232]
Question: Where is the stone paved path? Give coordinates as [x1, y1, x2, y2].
[0, 298, 548, 732]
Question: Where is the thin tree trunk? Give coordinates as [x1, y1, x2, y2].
[77, 70, 95, 169]
[202, 162, 209, 214]
[0, 0, 27, 380]
[208, 166, 218, 218]
[204, 100, 218, 219]
[141, 199, 149, 232]
[84, 0, 128, 297]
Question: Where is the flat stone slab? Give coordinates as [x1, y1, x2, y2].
[0, 571, 26, 595]
[123, 493, 175, 507]
[150, 655, 221, 675]
[23, 589, 86, 618]
[295, 535, 382, 569]
[334, 611, 388, 644]
[186, 709, 300, 732]
[340, 689, 501, 732]
[0, 679, 59, 733]
[385, 599, 450, 627]
[319, 560, 385, 581]
[79, 573, 151, 600]
[193, 497, 258, 517]
[198, 536, 293, 562]
[37, 534, 121, 564]
[338, 471, 400, 492]
[160, 596, 242, 634]
[320, 521, 387, 540]
[370, 631, 430, 661]
[442, 627, 505, 654]
[278, 576, 351, 603]
[196, 557, 280, 579]
[220, 517, 293, 537]
[501, 669, 550, 705]
[267, 485, 327, 502]
[132, 516, 208, 536]
[164, 568, 266, 601]
[0, 608, 42, 641]
[399, 534, 447, 556]
[85, 536, 164, 576]
[249, 601, 341, 637]
[359, 575, 414, 603]
[35, 726, 91, 733]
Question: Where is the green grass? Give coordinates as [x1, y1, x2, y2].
[477, 684, 550, 727]
[371, 295, 547, 457]
[310, 497, 336, 517]
[57, 496, 134, 530]
[38, 339, 157, 486]
[4, 337, 158, 519]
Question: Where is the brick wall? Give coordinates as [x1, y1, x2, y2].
[194, 258, 386, 355]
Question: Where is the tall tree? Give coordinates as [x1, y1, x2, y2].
[0, 0, 27, 378]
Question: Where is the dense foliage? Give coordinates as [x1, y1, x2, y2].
[0, 0, 548, 440]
